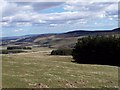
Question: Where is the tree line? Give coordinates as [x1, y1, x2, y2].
[72, 36, 120, 66]
[51, 36, 120, 66]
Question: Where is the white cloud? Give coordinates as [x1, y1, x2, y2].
[65, 0, 119, 3]
[12, 13, 32, 22]
[16, 22, 32, 27]
[50, 24, 58, 27]
[3, 3, 34, 17]
[31, 2, 63, 11]
[64, 1, 118, 21]
[1, 1, 63, 16]
[1, 11, 91, 27]
[14, 29, 24, 32]
[0, 22, 10, 27]
[1, 0, 118, 29]
[5, 0, 120, 2]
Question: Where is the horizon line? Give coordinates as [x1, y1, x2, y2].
[1, 27, 119, 38]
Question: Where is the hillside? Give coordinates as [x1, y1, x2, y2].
[1, 28, 120, 48]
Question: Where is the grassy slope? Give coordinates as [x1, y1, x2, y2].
[33, 36, 79, 48]
[2, 48, 118, 88]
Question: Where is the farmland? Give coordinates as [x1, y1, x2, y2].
[2, 47, 119, 88]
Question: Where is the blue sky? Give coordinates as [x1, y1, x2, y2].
[0, 0, 119, 37]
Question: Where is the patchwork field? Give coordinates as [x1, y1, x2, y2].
[2, 47, 119, 88]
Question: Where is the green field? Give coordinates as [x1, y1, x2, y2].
[2, 47, 119, 88]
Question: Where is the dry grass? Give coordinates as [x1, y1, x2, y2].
[2, 47, 119, 88]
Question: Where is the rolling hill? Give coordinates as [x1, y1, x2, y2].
[1, 27, 120, 48]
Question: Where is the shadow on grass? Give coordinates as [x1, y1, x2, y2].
[71, 58, 119, 67]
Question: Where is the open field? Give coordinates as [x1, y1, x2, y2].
[2, 47, 119, 88]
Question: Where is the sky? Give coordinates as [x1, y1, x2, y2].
[0, 0, 119, 37]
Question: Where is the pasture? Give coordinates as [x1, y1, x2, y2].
[2, 47, 119, 88]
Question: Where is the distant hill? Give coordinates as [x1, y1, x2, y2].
[1, 28, 120, 48]
[112, 27, 120, 32]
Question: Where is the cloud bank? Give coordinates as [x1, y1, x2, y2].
[1, 0, 118, 30]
